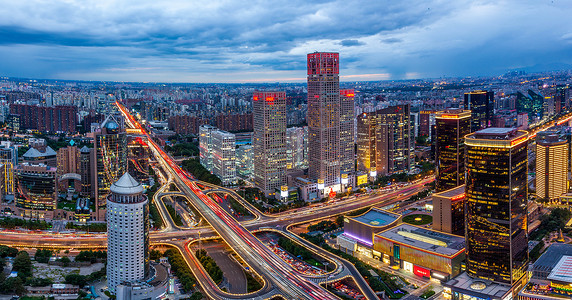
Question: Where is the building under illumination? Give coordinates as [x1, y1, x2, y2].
[211, 129, 236, 186]
[307, 52, 341, 189]
[253, 91, 287, 196]
[445, 128, 529, 300]
[357, 112, 377, 177]
[536, 134, 568, 202]
[93, 115, 127, 220]
[435, 109, 471, 192]
[464, 90, 493, 132]
[340, 89, 355, 176]
[106, 173, 149, 294]
[199, 124, 216, 173]
[15, 163, 57, 218]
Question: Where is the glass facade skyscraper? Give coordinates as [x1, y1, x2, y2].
[464, 90, 493, 132]
[465, 128, 528, 286]
[435, 109, 471, 192]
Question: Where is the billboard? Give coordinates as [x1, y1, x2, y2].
[357, 174, 368, 186]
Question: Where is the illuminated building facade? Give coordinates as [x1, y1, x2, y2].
[307, 52, 340, 188]
[435, 109, 471, 192]
[127, 137, 150, 184]
[376, 105, 414, 175]
[106, 173, 149, 294]
[419, 111, 434, 137]
[464, 90, 493, 132]
[465, 128, 528, 286]
[93, 116, 127, 220]
[211, 129, 236, 186]
[253, 91, 286, 195]
[432, 185, 466, 236]
[340, 89, 355, 175]
[79, 146, 92, 197]
[199, 125, 216, 172]
[357, 112, 377, 176]
[236, 144, 253, 178]
[15, 163, 57, 217]
[0, 145, 17, 197]
[536, 134, 568, 202]
[286, 127, 306, 170]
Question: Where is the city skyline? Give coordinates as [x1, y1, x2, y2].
[0, 1, 572, 82]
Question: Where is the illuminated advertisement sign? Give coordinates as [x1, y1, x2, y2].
[403, 261, 413, 272]
[357, 174, 368, 186]
[413, 265, 431, 278]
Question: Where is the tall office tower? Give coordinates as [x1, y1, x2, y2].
[79, 146, 92, 197]
[536, 134, 568, 202]
[127, 137, 150, 184]
[435, 109, 471, 192]
[211, 129, 236, 186]
[253, 91, 287, 195]
[15, 163, 57, 218]
[376, 105, 414, 175]
[106, 173, 149, 294]
[307, 52, 340, 188]
[286, 127, 305, 170]
[93, 116, 127, 220]
[464, 90, 493, 132]
[340, 89, 355, 175]
[465, 128, 528, 286]
[419, 111, 434, 137]
[0, 145, 17, 197]
[356, 112, 377, 176]
[199, 125, 216, 172]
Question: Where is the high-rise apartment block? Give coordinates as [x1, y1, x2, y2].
[536, 134, 568, 201]
[435, 109, 471, 192]
[168, 115, 208, 135]
[211, 129, 236, 186]
[106, 173, 149, 294]
[465, 128, 528, 285]
[356, 105, 414, 176]
[9, 104, 77, 133]
[215, 113, 253, 132]
[464, 91, 493, 132]
[375, 105, 414, 175]
[253, 91, 287, 195]
[307, 52, 341, 188]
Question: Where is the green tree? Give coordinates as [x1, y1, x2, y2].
[65, 274, 88, 288]
[13, 251, 33, 278]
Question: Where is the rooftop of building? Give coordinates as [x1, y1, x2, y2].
[434, 185, 465, 199]
[23, 146, 56, 158]
[466, 127, 528, 141]
[110, 172, 144, 195]
[435, 109, 471, 118]
[547, 255, 572, 283]
[375, 223, 465, 257]
[444, 272, 511, 300]
[537, 133, 568, 145]
[533, 244, 572, 271]
[349, 207, 401, 228]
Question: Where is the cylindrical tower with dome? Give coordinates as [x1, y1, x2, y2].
[106, 172, 149, 294]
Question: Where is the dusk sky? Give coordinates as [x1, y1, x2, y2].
[1, 0, 571, 83]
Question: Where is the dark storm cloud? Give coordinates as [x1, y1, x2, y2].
[0, 0, 571, 82]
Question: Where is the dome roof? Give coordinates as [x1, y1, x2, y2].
[110, 173, 144, 195]
[105, 121, 120, 133]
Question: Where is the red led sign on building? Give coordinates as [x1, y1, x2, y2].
[413, 265, 430, 278]
[340, 89, 355, 98]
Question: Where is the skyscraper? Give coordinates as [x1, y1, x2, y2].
[211, 129, 236, 186]
[307, 52, 340, 188]
[253, 91, 287, 196]
[464, 90, 493, 132]
[79, 146, 92, 197]
[464, 128, 528, 286]
[536, 134, 568, 202]
[356, 112, 377, 176]
[93, 116, 127, 220]
[376, 105, 414, 175]
[435, 109, 471, 192]
[340, 89, 355, 175]
[286, 127, 306, 170]
[199, 125, 216, 173]
[106, 173, 149, 294]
